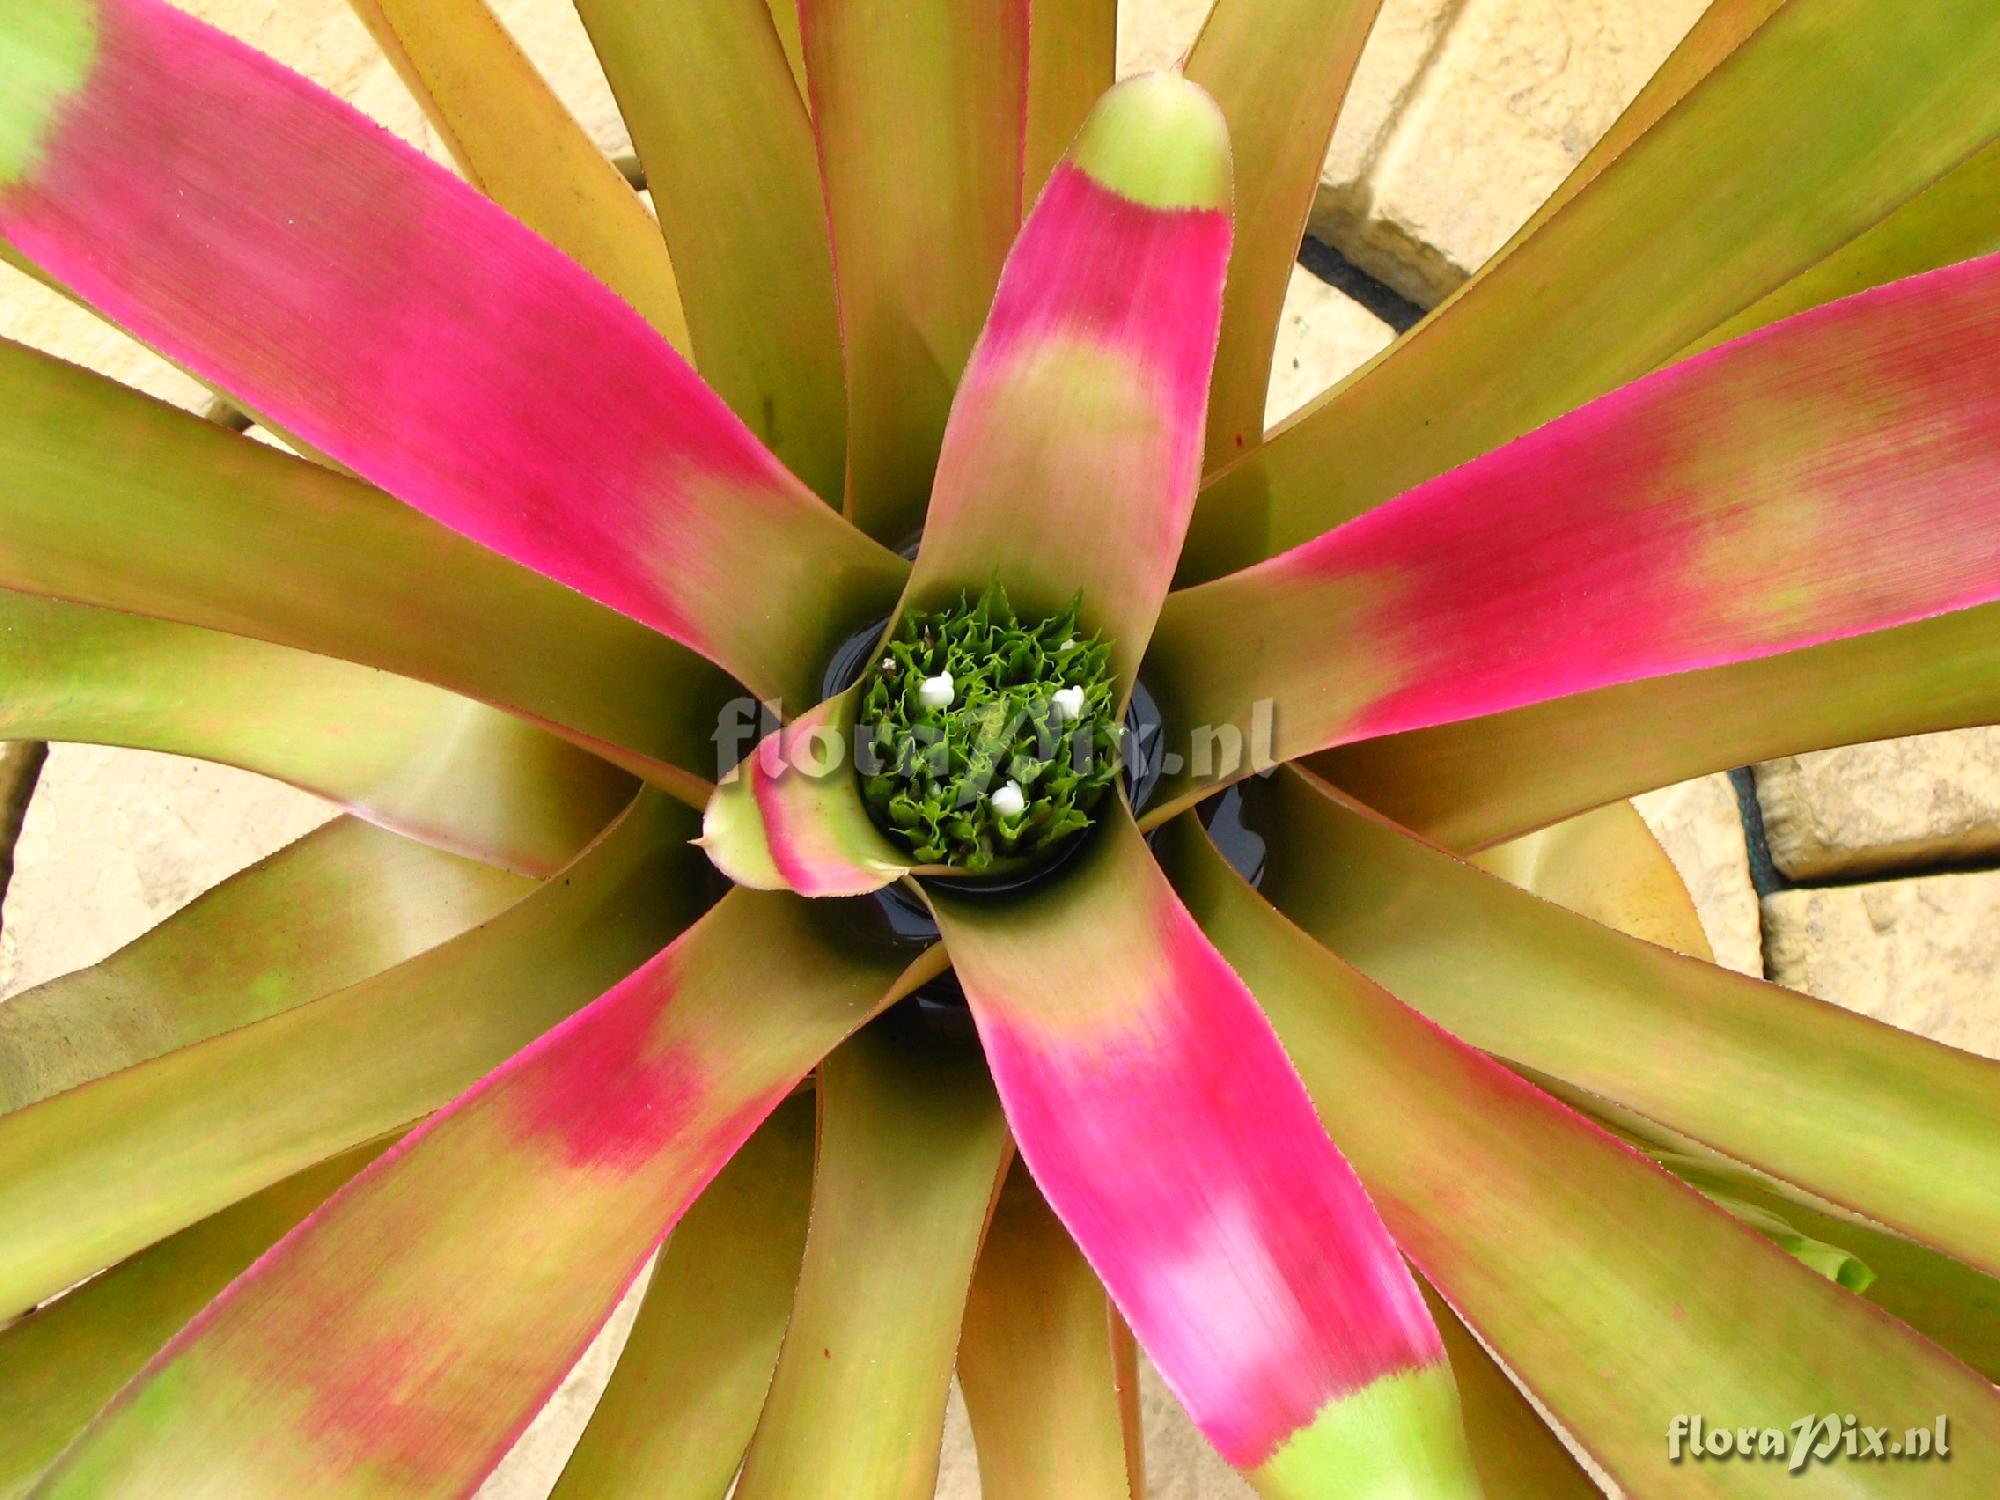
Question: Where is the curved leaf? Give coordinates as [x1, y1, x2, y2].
[344, 0, 690, 347]
[1250, 769, 2000, 1278]
[575, 0, 845, 498]
[735, 1027, 1010, 1500]
[959, 1166, 1143, 1500]
[34, 889, 918, 1498]
[1149, 254, 2000, 818]
[1182, 0, 2000, 573]
[0, 793, 701, 1318]
[1022, 0, 1114, 198]
[1316, 601, 2000, 853]
[0, 818, 530, 1113]
[0, 0, 904, 704]
[0, 337, 732, 799]
[907, 73, 1233, 690]
[0, 1139, 389, 1500]
[1182, 0, 1381, 466]
[1161, 812, 2000, 1496]
[930, 808, 1477, 1496]
[550, 1095, 816, 1500]
[0, 590, 630, 874]
[799, 0, 1028, 543]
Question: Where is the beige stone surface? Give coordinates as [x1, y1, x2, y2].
[1764, 872, 2000, 1061]
[1632, 774, 1762, 978]
[1313, 0, 1709, 303]
[1265, 263, 1396, 426]
[1754, 727, 2000, 881]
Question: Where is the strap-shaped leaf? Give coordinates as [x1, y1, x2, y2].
[344, 0, 690, 347]
[0, 818, 529, 1113]
[1022, 0, 1114, 198]
[0, 1139, 389, 1500]
[0, 0, 904, 705]
[908, 73, 1233, 690]
[930, 808, 1478, 1496]
[959, 1166, 1144, 1500]
[1149, 253, 2000, 819]
[575, 0, 845, 500]
[1182, 0, 2000, 574]
[799, 0, 1028, 544]
[1318, 601, 2000, 853]
[736, 1028, 1010, 1500]
[1161, 814, 2000, 1494]
[550, 1096, 816, 1500]
[0, 793, 700, 1318]
[0, 336, 733, 798]
[34, 889, 919, 1498]
[0, 590, 630, 875]
[1182, 0, 1381, 466]
[1252, 769, 2000, 1278]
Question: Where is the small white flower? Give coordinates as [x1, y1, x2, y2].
[1059, 637, 1076, 650]
[990, 779, 1026, 818]
[917, 671, 955, 709]
[1050, 685, 1088, 723]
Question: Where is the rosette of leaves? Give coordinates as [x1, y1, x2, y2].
[1, 2, 2000, 1498]
[858, 584, 1121, 870]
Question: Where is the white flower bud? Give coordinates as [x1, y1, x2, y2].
[1059, 637, 1077, 650]
[990, 779, 1026, 818]
[917, 671, 955, 709]
[1050, 685, 1087, 723]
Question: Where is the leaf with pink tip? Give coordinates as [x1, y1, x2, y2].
[929, 808, 1479, 1495]
[0, 818, 530, 1113]
[800, 0, 1028, 544]
[549, 1096, 816, 1500]
[575, 0, 846, 499]
[701, 688, 921, 898]
[1250, 768, 2000, 1278]
[0, 0, 903, 705]
[735, 1027, 1011, 1500]
[908, 73, 1234, 690]
[959, 1166, 1145, 1500]
[0, 590, 630, 876]
[1181, 0, 2000, 575]
[0, 793, 702, 1320]
[345, 0, 690, 348]
[1150, 254, 2000, 819]
[0, 336, 733, 800]
[1318, 601, 2000, 854]
[34, 889, 921, 1499]
[0, 1139, 390, 1499]
[1157, 810, 2000, 1495]
[1182, 0, 1381, 467]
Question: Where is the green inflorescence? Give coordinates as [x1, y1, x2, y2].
[857, 583, 1123, 872]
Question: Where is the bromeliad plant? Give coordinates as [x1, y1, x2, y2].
[0, 0, 1998, 1495]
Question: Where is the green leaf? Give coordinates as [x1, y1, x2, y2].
[1317, 602, 2000, 853]
[1182, 0, 1382, 467]
[33, 887, 918, 1499]
[801, 0, 1028, 543]
[0, 792, 702, 1318]
[1159, 812, 2000, 1494]
[0, 818, 531, 1113]
[1251, 769, 2000, 1279]
[0, 335, 734, 801]
[734, 1026, 1010, 1500]
[959, 1166, 1143, 1500]
[345, 0, 690, 348]
[0, 589, 632, 875]
[575, 0, 846, 499]
[1182, 0, 2000, 575]
[1022, 0, 1114, 199]
[0, 1138, 390, 1500]
[550, 1095, 817, 1500]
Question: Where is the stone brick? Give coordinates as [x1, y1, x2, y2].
[1633, 774, 1763, 978]
[1265, 264, 1396, 427]
[1754, 727, 2000, 881]
[1764, 872, 2000, 1061]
